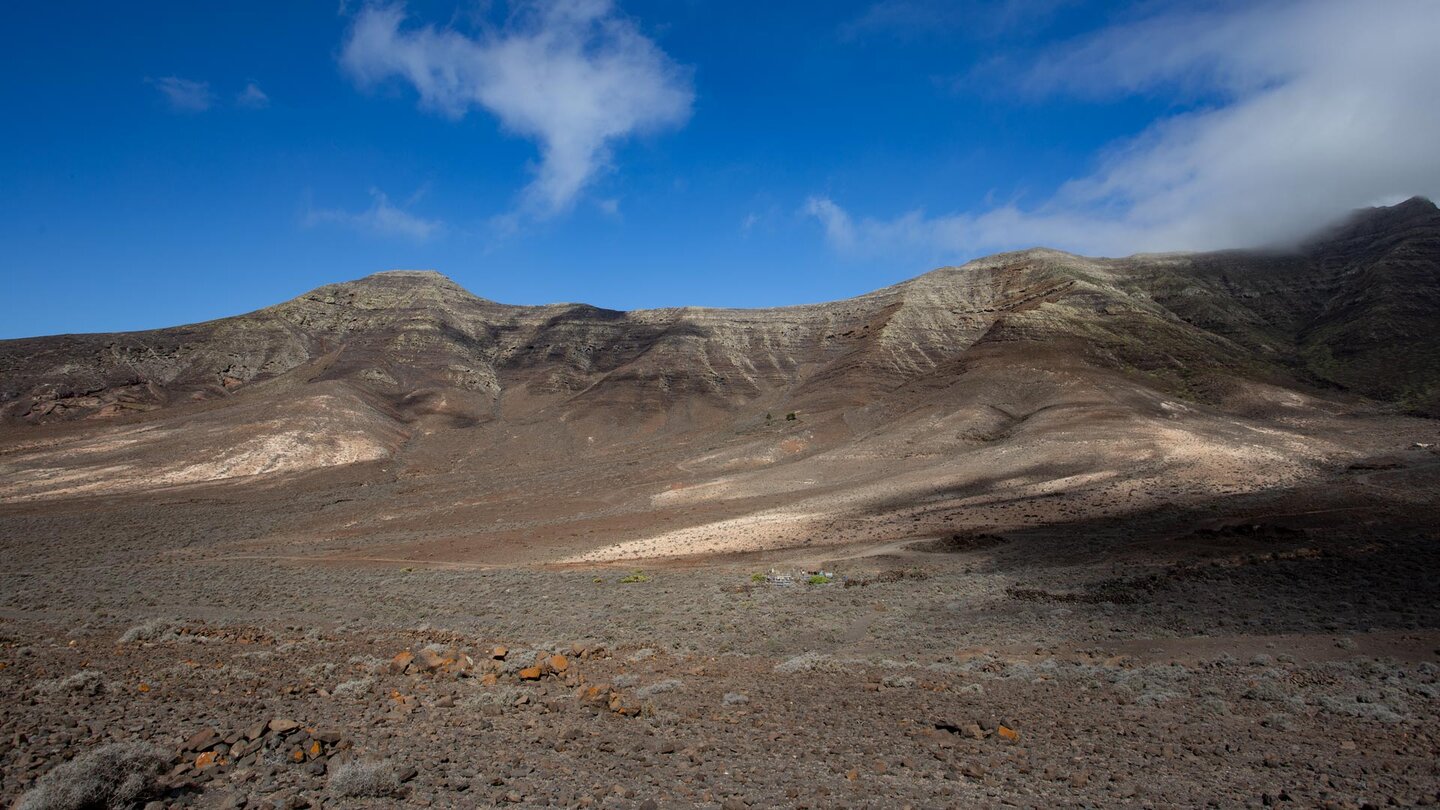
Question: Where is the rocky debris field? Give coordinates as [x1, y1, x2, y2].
[3, 520, 1440, 809]
[2, 615, 1438, 809]
[2, 450, 1440, 808]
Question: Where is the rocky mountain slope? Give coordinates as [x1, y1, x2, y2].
[0, 198, 1437, 560]
[5, 197, 1436, 428]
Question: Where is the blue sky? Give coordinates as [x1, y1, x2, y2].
[3, 1, 1438, 338]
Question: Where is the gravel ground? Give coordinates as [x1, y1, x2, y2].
[3, 497, 1439, 808]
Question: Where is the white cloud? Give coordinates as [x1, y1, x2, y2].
[811, 0, 1440, 259]
[802, 198, 855, 248]
[306, 188, 443, 241]
[340, 1, 693, 217]
[148, 76, 214, 112]
[237, 82, 270, 109]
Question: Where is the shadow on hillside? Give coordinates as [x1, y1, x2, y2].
[890, 470, 1440, 635]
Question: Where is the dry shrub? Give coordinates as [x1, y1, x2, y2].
[328, 759, 404, 798]
[17, 742, 168, 810]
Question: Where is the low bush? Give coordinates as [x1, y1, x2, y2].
[635, 679, 682, 698]
[17, 742, 169, 810]
[328, 759, 405, 799]
[117, 619, 179, 645]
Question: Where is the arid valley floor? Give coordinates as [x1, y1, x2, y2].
[3, 200, 1440, 807]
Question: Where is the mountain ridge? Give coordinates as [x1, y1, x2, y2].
[2, 199, 1438, 569]
[3, 199, 1438, 431]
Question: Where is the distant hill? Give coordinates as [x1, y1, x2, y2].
[4, 197, 1436, 426]
[1, 199, 1436, 549]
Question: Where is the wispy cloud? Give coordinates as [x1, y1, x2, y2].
[236, 82, 270, 109]
[595, 197, 621, 218]
[305, 188, 443, 241]
[340, 1, 693, 218]
[147, 76, 214, 112]
[740, 212, 760, 235]
[811, 0, 1440, 260]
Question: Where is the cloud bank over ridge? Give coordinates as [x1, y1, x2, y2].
[810, 0, 1440, 259]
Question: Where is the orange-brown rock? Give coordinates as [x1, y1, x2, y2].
[414, 647, 451, 672]
[518, 666, 543, 680]
[577, 684, 608, 707]
[390, 651, 415, 674]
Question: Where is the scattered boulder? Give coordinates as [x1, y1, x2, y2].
[182, 727, 220, 752]
[389, 651, 414, 674]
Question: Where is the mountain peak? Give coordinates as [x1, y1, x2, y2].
[1302, 195, 1440, 251]
[360, 269, 455, 285]
[1352, 195, 1438, 223]
[340, 269, 483, 299]
[1394, 195, 1437, 211]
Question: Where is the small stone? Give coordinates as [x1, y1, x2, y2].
[578, 685, 609, 707]
[390, 651, 415, 673]
[491, 646, 509, 660]
[518, 666, 543, 680]
[268, 718, 300, 734]
[184, 727, 221, 752]
[414, 647, 451, 672]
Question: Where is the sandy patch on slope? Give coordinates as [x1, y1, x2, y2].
[0, 393, 405, 501]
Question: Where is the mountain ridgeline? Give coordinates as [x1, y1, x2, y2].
[3, 198, 1437, 431]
